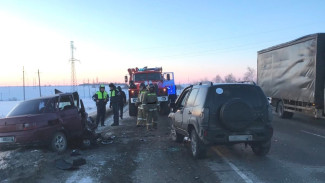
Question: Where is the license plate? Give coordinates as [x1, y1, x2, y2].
[229, 135, 253, 142]
[0, 136, 15, 143]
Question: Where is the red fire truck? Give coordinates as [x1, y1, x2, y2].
[124, 67, 176, 116]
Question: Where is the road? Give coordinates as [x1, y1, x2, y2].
[1, 105, 325, 183]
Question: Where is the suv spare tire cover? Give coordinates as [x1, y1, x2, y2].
[220, 98, 254, 131]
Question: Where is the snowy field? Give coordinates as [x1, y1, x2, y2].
[0, 85, 128, 118]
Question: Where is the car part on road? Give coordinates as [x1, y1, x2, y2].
[55, 159, 78, 170]
[51, 132, 67, 153]
[71, 149, 81, 156]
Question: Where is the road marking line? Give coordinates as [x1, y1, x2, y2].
[212, 147, 254, 183]
[301, 130, 325, 139]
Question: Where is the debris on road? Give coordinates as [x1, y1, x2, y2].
[71, 150, 81, 156]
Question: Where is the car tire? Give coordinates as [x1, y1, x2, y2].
[171, 124, 184, 143]
[277, 101, 293, 119]
[251, 140, 271, 156]
[190, 129, 206, 159]
[51, 132, 67, 153]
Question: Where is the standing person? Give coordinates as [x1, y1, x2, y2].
[109, 83, 120, 126]
[136, 83, 147, 127]
[142, 83, 158, 130]
[117, 86, 127, 119]
[92, 84, 109, 127]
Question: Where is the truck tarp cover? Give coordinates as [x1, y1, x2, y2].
[257, 33, 325, 107]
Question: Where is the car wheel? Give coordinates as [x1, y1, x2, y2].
[251, 140, 271, 156]
[171, 124, 184, 143]
[51, 132, 67, 153]
[190, 129, 206, 159]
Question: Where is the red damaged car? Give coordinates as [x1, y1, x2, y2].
[0, 91, 95, 152]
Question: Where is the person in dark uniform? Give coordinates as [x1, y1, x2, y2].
[109, 83, 120, 126]
[117, 86, 127, 119]
[92, 84, 109, 127]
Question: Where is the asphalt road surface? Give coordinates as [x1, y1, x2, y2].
[1, 105, 325, 183]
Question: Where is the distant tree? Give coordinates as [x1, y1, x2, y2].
[224, 73, 236, 83]
[200, 77, 209, 83]
[214, 74, 223, 83]
[243, 67, 256, 82]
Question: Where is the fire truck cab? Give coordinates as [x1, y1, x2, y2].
[125, 67, 176, 116]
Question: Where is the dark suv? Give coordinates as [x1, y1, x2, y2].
[169, 83, 273, 158]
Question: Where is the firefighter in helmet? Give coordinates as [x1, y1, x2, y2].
[136, 82, 147, 127]
[142, 83, 158, 130]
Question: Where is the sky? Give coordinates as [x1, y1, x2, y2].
[0, 0, 324, 86]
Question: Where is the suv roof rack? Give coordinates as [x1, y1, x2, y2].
[198, 81, 214, 86]
[236, 81, 256, 85]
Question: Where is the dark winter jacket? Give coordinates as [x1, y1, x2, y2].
[109, 87, 120, 107]
[117, 86, 127, 104]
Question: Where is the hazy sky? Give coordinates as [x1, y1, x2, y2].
[0, 0, 324, 86]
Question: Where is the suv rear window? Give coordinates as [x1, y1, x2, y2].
[207, 85, 267, 110]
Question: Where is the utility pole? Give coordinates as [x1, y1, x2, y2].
[38, 69, 41, 97]
[70, 41, 79, 92]
[23, 66, 26, 100]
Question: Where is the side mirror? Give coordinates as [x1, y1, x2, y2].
[124, 76, 128, 83]
[167, 74, 170, 81]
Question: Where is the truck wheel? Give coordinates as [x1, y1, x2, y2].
[51, 132, 67, 153]
[190, 129, 207, 159]
[277, 101, 293, 119]
[129, 103, 137, 116]
[171, 124, 184, 143]
[251, 140, 271, 156]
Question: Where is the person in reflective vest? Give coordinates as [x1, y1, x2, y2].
[92, 84, 109, 127]
[136, 82, 147, 127]
[142, 83, 158, 130]
[109, 83, 120, 126]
